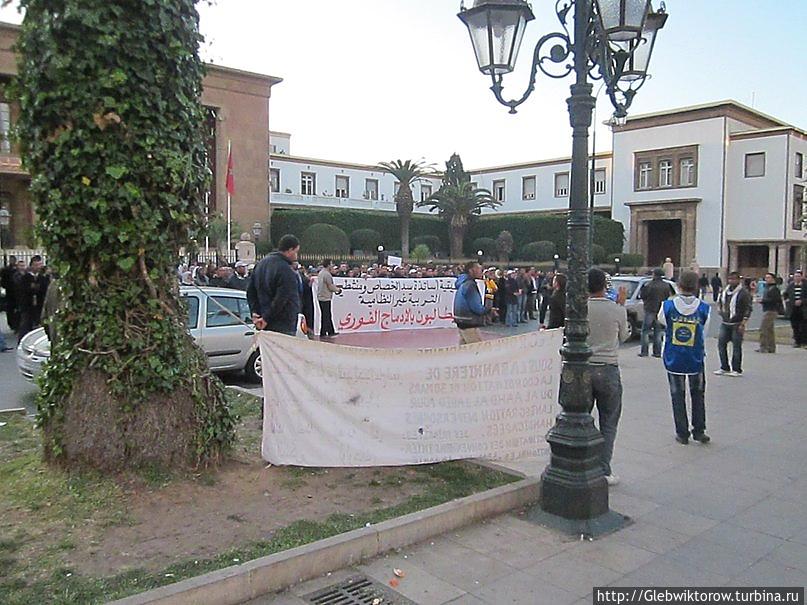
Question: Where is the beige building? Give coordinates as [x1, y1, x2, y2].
[0, 21, 281, 249]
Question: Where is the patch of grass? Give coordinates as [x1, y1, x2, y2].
[0, 460, 517, 604]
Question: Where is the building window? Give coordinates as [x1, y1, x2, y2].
[658, 159, 673, 188]
[0, 103, 10, 154]
[794, 184, 805, 231]
[796, 153, 804, 180]
[594, 169, 606, 195]
[638, 162, 652, 189]
[680, 158, 696, 186]
[554, 173, 569, 197]
[270, 168, 280, 193]
[365, 178, 378, 200]
[301, 172, 316, 195]
[745, 152, 766, 178]
[493, 179, 506, 202]
[421, 183, 433, 202]
[522, 176, 536, 200]
[335, 175, 349, 198]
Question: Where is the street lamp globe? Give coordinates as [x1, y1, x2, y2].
[377, 245, 384, 252]
[458, 0, 535, 76]
[618, 4, 668, 81]
[594, 0, 651, 42]
[0, 206, 10, 228]
[477, 249, 484, 257]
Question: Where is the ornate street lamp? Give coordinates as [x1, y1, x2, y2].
[459, 0, 667, 534]
[377, 245, 385, 266]
[251, 221, 263, 241]
[477, 249, 484, 262]
[614, 256, 621, 275]
[553, 253, 560, 272]
[0, 206, 10, 253]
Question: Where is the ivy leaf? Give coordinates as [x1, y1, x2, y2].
[105, 165, 127, 179]
[117, 257, 136, 272]
[83, 230, 101, 246]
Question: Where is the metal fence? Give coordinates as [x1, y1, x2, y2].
[1, 249, 47, 267]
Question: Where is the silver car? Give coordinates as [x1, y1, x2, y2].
[611, 276, 677, 339]
[16, 286, 305, 384]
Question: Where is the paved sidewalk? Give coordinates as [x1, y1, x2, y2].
[248, 340, 807, 604]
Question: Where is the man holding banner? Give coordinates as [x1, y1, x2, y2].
[453, 261, 486, 345]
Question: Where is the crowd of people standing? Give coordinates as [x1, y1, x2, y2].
[0, 255, 53, 351]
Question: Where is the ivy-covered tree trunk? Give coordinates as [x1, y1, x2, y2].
[15, 0, 235, 470]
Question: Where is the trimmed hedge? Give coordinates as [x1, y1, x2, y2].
[411, 235, 443, 255]
[521, 241, 557, 261]
[301, 223, 350, 254]
[471, 237, 497, 257]
[349, 228, 382, 254]
[591, 243, 606, 265]
[410, 244, 431, 262]
[465, 213, 623, 259]
[272, 208, 445, 253]
[607, 252, 644, 267]
[272, 208, 624, 261]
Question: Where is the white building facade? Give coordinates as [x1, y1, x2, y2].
[269, 101, 806, 277]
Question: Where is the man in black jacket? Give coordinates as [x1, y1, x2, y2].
[784, 270, 806, 347]
[710, 273, 723, 303]
[638, 268, 670, 357]
[715, 271, 753, 377]
[17, 255, 50, 339]
[758, 272, 783, 353]
[247, 234, 301, 336]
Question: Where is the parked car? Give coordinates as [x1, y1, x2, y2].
[611, 276, 677, 340]
[16, 287, 306, 384]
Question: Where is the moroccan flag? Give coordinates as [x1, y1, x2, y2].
[225, 144, 235, 195]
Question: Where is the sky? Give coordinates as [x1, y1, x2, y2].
[1, 1, 805, 170]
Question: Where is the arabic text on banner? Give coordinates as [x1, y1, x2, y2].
[258, 329, 562, 467]
[312, 277, 484, 334]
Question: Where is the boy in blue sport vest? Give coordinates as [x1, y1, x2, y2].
[657, 271, 712, 445]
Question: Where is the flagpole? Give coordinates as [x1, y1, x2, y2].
[226, 139, 232, 264]
[204, 188, 210, 258]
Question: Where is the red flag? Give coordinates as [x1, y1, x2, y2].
[225, 146, 235, 196]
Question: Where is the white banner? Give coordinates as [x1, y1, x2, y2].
[313, 277, 484, 334]
[258, 329, 562, 467]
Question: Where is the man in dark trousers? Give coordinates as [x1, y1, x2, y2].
[715, 271, 752, 377]
[710, 273, 723, 303]
[637, 268, 671, 358]
[784, 269, 806, 348]
[17, 255, 50, 339]
[247, 234, 301, 336]
[758, 272, 783, 353]
[316, 259, 342, 338]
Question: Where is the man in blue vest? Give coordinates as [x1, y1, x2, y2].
[453, 261, 486, 345]
[657, 271, 712, 445]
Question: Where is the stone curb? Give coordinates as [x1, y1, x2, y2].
[0, 407, 27, 416]
[108, 474, 540, 605]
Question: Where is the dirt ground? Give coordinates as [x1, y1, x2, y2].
[71, 462, 431, 576]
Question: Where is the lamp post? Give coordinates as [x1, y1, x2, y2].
[553, 253, 560, 272]
[377, 245, 385, 266]
[0, 206, 10, 263]
[251, 222, 263, 242]
[477, 249, 484, 262]
[459, 0, 667, 532]
[614, 256, 621, 275]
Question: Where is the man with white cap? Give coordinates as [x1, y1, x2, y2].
[228, 261, 250, 290]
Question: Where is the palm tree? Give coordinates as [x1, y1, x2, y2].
[419, 181, 500, 258]
[377, 159, 431, 258]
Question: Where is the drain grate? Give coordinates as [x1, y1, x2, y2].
[304, 574, 417, 605]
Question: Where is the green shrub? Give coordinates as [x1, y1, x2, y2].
[300, 224, 350, 254]
[410, 244, 431, 262]
[520, 241, 557, 261]
[411, 235, 443, 255]
[591, 243, 606, 265]
[349, 228, 382, 254]
[471, 237, 496, 258]
[271, 208, 445, 251]
[607, 252, 644, 267]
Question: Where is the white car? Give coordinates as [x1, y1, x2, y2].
[16, 287, 306, 384]
[611, 276, 678, 339]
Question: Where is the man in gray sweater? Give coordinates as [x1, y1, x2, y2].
[587, 267, 630, 486]
[316, 259, 342, 338]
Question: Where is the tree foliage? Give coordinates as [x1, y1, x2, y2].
[301, 223, 350, 254]
[521, 241, 557, 261]
[349, 228, 382, 254]
[495, 230, 514, 262]
[15, 0, 235, 469]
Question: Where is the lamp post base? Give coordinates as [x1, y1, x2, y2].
[524, 506, 631, 539]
